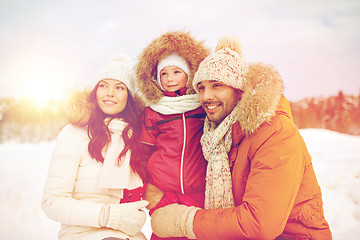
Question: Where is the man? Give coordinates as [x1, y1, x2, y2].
[149, 36, 332, 239]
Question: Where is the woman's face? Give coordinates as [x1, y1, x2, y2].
[96, 79, 128, 115]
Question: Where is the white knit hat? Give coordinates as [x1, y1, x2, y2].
[156, 53, 190, 91]
[95, 53, 135, 94]
[193, 36, 248, 91]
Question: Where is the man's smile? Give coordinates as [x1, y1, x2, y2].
[203, 102, 221, 112]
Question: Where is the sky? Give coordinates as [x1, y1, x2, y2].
[0, 0, 359, 102]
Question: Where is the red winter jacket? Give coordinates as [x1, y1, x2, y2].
[141, 105, 207, 195]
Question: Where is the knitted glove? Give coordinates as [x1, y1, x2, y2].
[151, 203, 200, 239]
[106, 200, 148, 236]
[143, 183, 164, 210]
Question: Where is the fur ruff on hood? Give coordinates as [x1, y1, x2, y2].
[236, 62, 284, 135]
[64, 89, 92, 128]
[135, 31, 210, 103]
[64, 89, 146, 128]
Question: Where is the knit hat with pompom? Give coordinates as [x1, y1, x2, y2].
[95, 53, 135, 94]
[193, 36, 248, 91]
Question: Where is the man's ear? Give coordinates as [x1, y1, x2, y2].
[236, 89, 244, 103]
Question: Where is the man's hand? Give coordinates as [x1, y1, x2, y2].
[151, 203, 200, 239]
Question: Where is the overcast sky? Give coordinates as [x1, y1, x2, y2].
[1, 0, 359, 101]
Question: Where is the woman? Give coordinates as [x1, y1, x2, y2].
[42, 53, 149, 240]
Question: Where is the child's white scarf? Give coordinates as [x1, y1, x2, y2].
[148, 94, 201, 115]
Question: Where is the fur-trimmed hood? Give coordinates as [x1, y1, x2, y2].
[135, 31, 210, 103]
[64, 89, 92, 128]
[235, 62, 284, 135]
[64, 89, 146, 128]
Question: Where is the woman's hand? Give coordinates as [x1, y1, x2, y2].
[106, 200, 148, 236]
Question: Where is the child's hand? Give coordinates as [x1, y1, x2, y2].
[143, 183, 164, 210]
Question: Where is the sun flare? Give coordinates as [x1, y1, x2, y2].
[22, 75, 64, 109]
[17, 57, 71, 108]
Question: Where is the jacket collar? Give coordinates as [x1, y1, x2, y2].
[231, 95, 292, 143]
[232, 122, 245, 147]
[163, 87, 188, 97]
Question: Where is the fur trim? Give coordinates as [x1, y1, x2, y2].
[236, 63, 284, 135]
[64, 89, 146, 128]
[65, 89, 92, 128]
[135, 31, 210, 103]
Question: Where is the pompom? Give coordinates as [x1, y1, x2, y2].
[215, 36, 242, 55]
[109, 53, 131, 64]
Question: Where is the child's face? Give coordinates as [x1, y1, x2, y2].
[159, 66, 188, 92]
[96, 79, 128, 115]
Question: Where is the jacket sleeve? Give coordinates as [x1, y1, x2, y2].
[41, 124, 104, 228]
[141, 107, 159, 146]
[193, 119, 306, 240]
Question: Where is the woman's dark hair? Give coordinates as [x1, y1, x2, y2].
[87, 83, 148, 181]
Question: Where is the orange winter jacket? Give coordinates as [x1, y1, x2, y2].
[193, 95, 332, 240]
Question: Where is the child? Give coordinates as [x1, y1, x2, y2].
[135, 31, 210, 240]
[42, 54, 149, 240]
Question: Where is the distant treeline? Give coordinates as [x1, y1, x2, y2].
[0, 98, 67, 143]
[290, 91, 360, 136]
[0, 91, 359, 143]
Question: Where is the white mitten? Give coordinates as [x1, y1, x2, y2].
[106, 200, 148, 236]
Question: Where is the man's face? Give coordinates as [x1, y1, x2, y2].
[198, 80, 242, 124]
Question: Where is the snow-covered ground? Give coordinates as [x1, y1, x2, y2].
[0, 128, 359, 240]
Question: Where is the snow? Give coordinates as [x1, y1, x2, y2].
[300, 129, 360, 239]
[0, 129, 359, 240]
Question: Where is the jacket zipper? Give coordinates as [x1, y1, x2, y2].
[180, 113, 186, 195]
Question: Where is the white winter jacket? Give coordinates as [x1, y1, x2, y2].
[42, 124, 146, 240]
